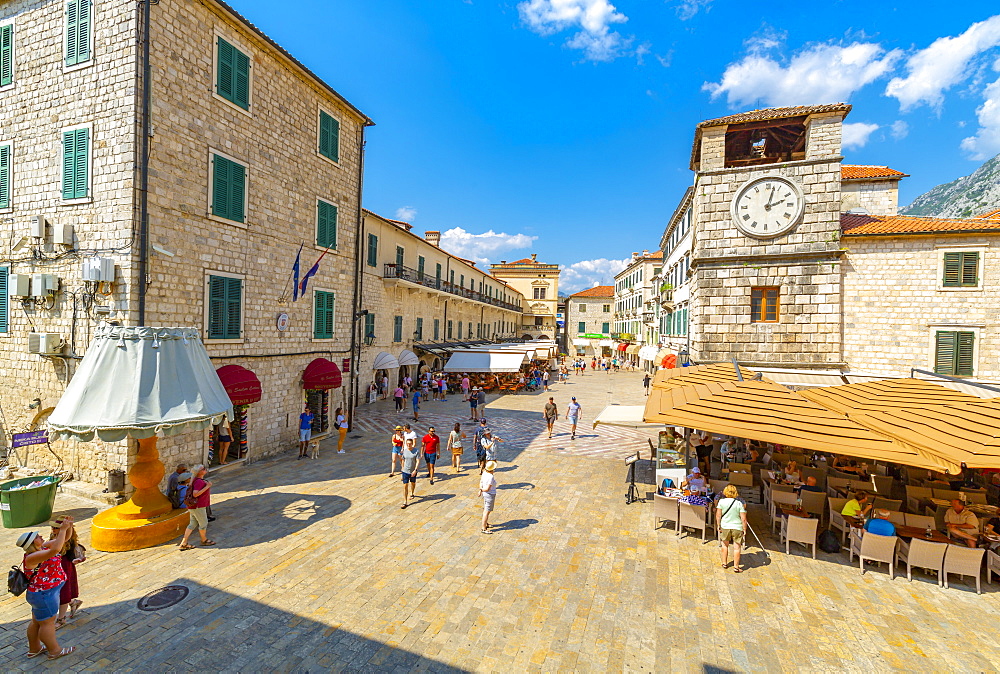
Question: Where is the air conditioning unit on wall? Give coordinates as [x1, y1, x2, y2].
[27, 332, 63, 355]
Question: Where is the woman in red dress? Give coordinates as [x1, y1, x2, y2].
[16, 516, 76, 660]
[50, 517, 85, 627]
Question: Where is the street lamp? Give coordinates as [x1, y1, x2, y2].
[364, 333, 376, 346]
[678, 346, 690, 367]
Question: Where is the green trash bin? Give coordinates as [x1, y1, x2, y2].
[0, 476, 61, 529]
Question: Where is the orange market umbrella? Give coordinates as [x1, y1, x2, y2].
[643, 379, 960, 473]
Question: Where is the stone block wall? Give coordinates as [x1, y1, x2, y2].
[843, 235, 1000, 379]
[841, 180, 899, 216]
[805, 113, 843, 159]
[698, 127, 726, 171]
[0, 0, 138, 484]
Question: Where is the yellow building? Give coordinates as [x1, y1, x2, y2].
[489, 255, 560, 340]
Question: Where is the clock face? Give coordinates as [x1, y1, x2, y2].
[730, 176, 804, 238]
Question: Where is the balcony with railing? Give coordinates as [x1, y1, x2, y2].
[383, 264, 523, 313]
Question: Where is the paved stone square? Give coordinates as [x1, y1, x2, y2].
[1, 370, 999, 671]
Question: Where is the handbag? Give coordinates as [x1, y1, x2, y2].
[8, 563, 40, 597]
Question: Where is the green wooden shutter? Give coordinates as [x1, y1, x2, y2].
[319, 111, 340, 162]
[942, 252, 961, 287]
[217, 38, 234, 100]
[0, 144, 9, 209]
[956, 331, 975, 377]
[961, 252, 979, 287]
[396, 246, 404, 268]
[225, 276, 242, 339]
[0, 267, 7, 333]
[208, 276, 242, 339]
[66, 0, 90, 66]
[364, 312, 375, 339]
[433, 318, 439, 340]
[393, 316, 402, 342]
[212, 154, 245, 223]
[62, 129, 87, 199]
[601, 322, 609, 334]
[314, 291, 334, 339]
[0, 24, 12, 87]
[229, 159, 245, 222]
[578, 322, 585, 333]
[367, 233, 378, 267]
[316, 200, 337, 248]
[233, 47, 250, 109]
[415, 317, 423, 340]
[934, 331, 957, 375]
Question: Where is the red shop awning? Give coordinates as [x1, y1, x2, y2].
[303, 358, 342, 390]
[617, 343, 629, 352]
[216, 364, 262, 406]
[661, 354, 677, 369]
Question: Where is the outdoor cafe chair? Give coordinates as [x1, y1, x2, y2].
[963, 491, 988, 505]
[932, 489, 961, 502]
[709, 479, 728, 495]
[799, 490, 826, 520]
[906, 486, 932, 513]
[873, 497, 903, 512]
[884, 510, 906, 526]
[653, 494, 680, 533]
[925, 505, 948, 531]
[827, 476, 852, 498]
[678, 502, 712, 541]
[770, 490, 799, 533]
[870, 475, 894, 495]
[828, 497, 851, 544]
[942, 546, 986, 594]
[849, 529, 898, 578]
[895, 537, 947, 584]
[987, 550, 1000, 585]
[904, 513, 936, 530]
[727, 462, 751, 473]
[800, 466, 826, 487]
[770, 453, 790, 468]
[780, 514, 819, 559]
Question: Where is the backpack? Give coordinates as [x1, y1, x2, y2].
[183, 483, 198, 509]
[167, 487, 182, 509]
[818, 529, 841, 554]
[7, 563, 40, 597]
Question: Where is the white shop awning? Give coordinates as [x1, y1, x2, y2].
[593, 405, 665, 430]
[397, 349, 420, 367]
[572, 338, 589, 346]
[638, 346, 658, 361]
[443, 350, 526, 373]
[599, 339, 613, 347]
[372, 351, 400, 370]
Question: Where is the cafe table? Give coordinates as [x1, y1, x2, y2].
[893, 525, 953, 545]
[778, 505, 813, 519]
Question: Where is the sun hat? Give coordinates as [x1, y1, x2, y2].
[394, 425, 403, 431]
[176, 472, 193, 483]
[485, 460, 497, 472]
[16, 531, 39, 550]
[46, 516, 69, 528]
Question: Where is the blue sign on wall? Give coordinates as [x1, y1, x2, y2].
[11, 430, 48, 448]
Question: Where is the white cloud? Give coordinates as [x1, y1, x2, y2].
[559, 257, 630, 294]
[890, 120, 909, 140]
[885, 15, 1000, 111]
[961, 76, 1000, 159]
[674, 0, 711, 21]
[704, 38, 901, 108]
[841, 122, 880, 149]
[518, 0, 631, 62]
[437, 227, 537, 266]
[395, 206, 417, 222]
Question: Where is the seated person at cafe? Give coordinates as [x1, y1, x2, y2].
[784, 460, 801, 483]
[798, 476, 823, 492]
[841, 490, 872, 519]
[680, 467, 706, 493]
[944, 499, 979, 548]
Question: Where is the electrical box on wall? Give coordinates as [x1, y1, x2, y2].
[27, 332, 63, 355]
[81, 258, 115, 282]
[52, 223, 74, 246]
[8, 274, 30, 298]
[30, 215, 46, 239]
[29, 273, 58, 297]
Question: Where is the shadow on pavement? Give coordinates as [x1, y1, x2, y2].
[207, 492, 351, 549]
[497, 482, 534, 491]
[0, 579, 470, 671]
[490, 519, 538, 531]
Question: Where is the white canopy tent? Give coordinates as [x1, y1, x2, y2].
[372, 351, 400, 370]
[397, 349, 420, 367]
[443, 350, 527, 373]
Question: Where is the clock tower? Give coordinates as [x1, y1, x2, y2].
[688, 104, 850, 367]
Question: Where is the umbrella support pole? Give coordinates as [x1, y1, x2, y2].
[91, 436, 190, 552]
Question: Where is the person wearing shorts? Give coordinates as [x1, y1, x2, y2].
[543, 397, 558, 439]
[412, 389, 421, 421]
[715, 485, 748, 573]
[566, 397, 582, 440]
[400, 425, 419, 508]
[389, 426, 404, 477]
[422, 427, 440, 484]
[469, 387, 480, 420]
[298, 406, 314, 459]
[479, 460, 498, 533]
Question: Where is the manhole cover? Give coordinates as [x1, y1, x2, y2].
[136, 585, 189, 611]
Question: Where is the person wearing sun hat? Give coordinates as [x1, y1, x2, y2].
[15, 516, 77, 660]
[390, 425, 405, 477]
[478, 460, 498, 533]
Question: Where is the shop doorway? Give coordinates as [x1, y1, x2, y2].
[207, 405, 250, 467]
[305, 389, 331, 435]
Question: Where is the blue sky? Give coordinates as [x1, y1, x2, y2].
[236, 1, 1000, 292]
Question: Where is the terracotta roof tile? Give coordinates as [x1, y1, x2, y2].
[841, 165, 909, 180]
[841, 213, 1000, 236]
[974, 208, 1000, 220]
[568, 285, 614, 298]
[697, 103, 852, 129]
[508, 258, 535, 265]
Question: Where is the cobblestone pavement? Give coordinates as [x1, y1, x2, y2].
[1, 371, 999, 671]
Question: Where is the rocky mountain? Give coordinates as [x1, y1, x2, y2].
[901, 153, 1000, 218]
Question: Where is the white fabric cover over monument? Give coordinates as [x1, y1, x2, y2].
[48, 326, 233, 442]
[443, 350, 526, 373]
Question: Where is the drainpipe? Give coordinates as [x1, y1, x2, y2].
[136, 0, 154, 326]
[348, 126, 367, 424]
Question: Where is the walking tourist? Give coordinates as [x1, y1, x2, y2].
[49, 518, 85, 628]
[449, 422, 466, 473]
[335, 407, 348, 453]
[381, 374, 389, 400]
[476, 387, 487, 421]
[401, 424, 420, 508]
[566, 397, 582, 440]
[422, 426, 440, 484]
[298, 405, 314, 459]
[643, 373, 651, 395]
[462, 374, 471, 399]
[394, 385, 405, 412]
[474, 419, 489, 473]
[480, 429, 502, 467]
[390, 425, 404, 477]
[439, 376, 448, 401]
[216, 416, 233, 465]
[479, 460, 498, 534]
[412, 388, 421, 421]
[179, 465, 215, 549]
[716, 485, 747, 572]
[16, 516, 76, 660]
[543, 397, 558, 439]
[542, 370, 550, 391]
[469, 387, 480, 420]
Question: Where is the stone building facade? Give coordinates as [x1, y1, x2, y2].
[489, 255, 560, 341]
[0, 0, 371, 490]
[840, 165, 908, 216]
[565, 285, 613, 358]
[355, 211, 524, 394]
[613, 250, 662, 347]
